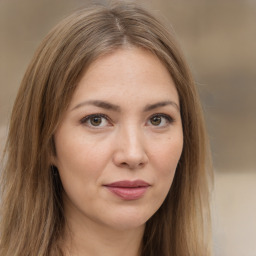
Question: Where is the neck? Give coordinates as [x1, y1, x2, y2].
[62, 210, 145, 256]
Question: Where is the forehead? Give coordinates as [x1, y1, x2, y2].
[69, 47, 179, 109]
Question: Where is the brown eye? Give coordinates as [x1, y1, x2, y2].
[147, 114, 174, 128]
[150, 116, 162, 126]
[81, 114, 110, 128]
[90, 116, 102, 126]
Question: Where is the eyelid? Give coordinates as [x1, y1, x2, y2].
[80, 113, 112, 127]
[79, 112, 174, 128]
[151, 113, 174, 121]
[147, 113, 175, 126]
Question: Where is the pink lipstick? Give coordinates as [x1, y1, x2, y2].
[104, 180, 150, 200]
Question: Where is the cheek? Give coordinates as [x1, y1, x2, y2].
[151, 135, 183, 170]
[55, 140, 108, 208]
[144, 138, 183, 218]
[55, 128, 112, 171]
[54, 133, 115, 205]
[150, 135, 183, 192]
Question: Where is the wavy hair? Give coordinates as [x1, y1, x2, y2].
[0, 2, 213, 256]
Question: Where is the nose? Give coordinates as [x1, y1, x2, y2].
[112, 125, 148, 170]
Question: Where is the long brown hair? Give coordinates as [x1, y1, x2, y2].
[0, 2, 213, 255]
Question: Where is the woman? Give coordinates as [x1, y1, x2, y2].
[0, 2, 213, 256]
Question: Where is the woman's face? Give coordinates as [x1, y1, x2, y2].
[54, 47, 183, 231]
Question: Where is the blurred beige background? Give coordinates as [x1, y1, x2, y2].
[0, 0, 255, 255]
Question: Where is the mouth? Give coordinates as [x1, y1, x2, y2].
[104, 180, 150, 200]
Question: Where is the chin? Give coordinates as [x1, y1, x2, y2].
[104, 208, 153, 231]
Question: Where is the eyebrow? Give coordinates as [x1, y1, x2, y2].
[72, 100, 121, 112]
[143, 101, 180, 112]
[71, 100, 180, 112]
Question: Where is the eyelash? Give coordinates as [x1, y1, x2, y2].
[80, 113, 174, 128]
[147, 113, 174, 127]
[80, 113, 111, 127]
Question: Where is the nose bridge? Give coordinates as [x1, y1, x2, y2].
[120, 122, 146, 157]
[113, 122, 148, 168]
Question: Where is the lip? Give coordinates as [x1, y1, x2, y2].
[104, 180, 150, 200]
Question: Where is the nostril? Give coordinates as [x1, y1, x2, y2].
[120, 162, 128, 167]
[112, 143, 149, 169]
[119, 161, 145, 169]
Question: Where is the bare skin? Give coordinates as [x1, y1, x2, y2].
[54, 47, 183, 256]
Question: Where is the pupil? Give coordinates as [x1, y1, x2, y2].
[151, 116, 161, 125]
[91, 116, 102, 126]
